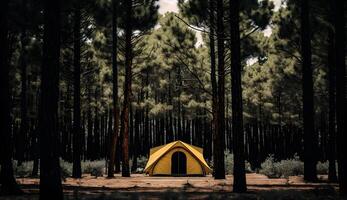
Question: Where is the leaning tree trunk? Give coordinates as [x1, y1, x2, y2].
[39, 0, 63, 198]
[230, 0, 247, 192]
[0, 0, 23, 195]
[121, 0, 132, 177]
[213, 0, 225, 180]
[72, 1, 82, 178]
[332, 0, 347, 195]
[300, 0, 317, 182]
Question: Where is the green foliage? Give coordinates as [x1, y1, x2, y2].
[136, 156, 148, 171]
[317, 161, 329, 175]
[60, 159, 73, 180]
[82, 160, 106, 177]
[260, 155, 304, 178]
[221, 151, 253, 175]
[13, 161, 33, 177]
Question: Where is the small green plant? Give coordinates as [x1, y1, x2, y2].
[131, 156, 148, 173]
[317, 161, 329, 175]
[260, 154, 304, 178]
[13, 161, 33, 177]
[82, 160, 105, 177]
[224, 150, 253, 174]
[60, 159, 72, 180]
[259, 155, 278, 178]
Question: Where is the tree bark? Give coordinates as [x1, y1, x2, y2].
[208, 0, 219, 176]
[121, 0, 132, 177]
[18, 29, 28, 166]
[332, 0, 346, 195]
[230, 0, 247, 192]
[39, 0, 63, 198]
[300, 0, 317, 181]
[327, 28, 337, 182]
[72, 1, 82, 178]
[108, 0, 120, 178]
[0, 0, 23, 195]
[213, 0, 226, 179]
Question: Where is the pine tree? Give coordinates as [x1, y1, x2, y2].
[300, 0, 317, 182]
[230, 0, 247, 192]
[0, 0, 23, 194]
[39, 0, 63, 198]
[108, 0, 120, 178]
[72, 0, 82, 178]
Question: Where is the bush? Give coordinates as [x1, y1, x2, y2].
[82, 160, 105, 177]
[260, 154, 304, 178]
[223, 150, 252, 175]
[60, 159, 72, 180]
[130, 156, 148, 173]
[317, 161, 329, 175]
[13, 161, 33, 177]
[259, 155, 277, 178]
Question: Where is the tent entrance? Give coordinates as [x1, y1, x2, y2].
[171, 151, 187, 175]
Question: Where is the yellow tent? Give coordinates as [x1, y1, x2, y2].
[144, 140, 212, 176]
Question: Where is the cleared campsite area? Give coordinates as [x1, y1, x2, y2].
[2, 174, 337, 199]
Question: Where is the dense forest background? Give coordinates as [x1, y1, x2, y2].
[0, 0, 346, 197]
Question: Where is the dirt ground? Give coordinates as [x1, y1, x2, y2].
[0, 173, 342, 199]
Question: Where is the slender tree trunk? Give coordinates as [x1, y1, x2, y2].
[108, 0, 120, 178]
[39, 0, 63, 198]
[94, 100, 100, 159]
[18, 28, 28, 166]
[18, 0, 29, 163]
[208, 0, 219, 176]
[230, 0, 247, 192]
[214, 0, 225, 179]
[327, 29, 337, 182]
[121, 0, 132, 177]
[72, 1, 82, 178]
[0, 0, 23, 195]
[301, 0, 317, 181]
[333, 0, 346, 195]
[87, 101, 93, 160]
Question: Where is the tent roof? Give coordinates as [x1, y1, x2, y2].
[144, 140, 212, 173]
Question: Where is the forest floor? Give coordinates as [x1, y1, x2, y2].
[0, 173, 342, 199]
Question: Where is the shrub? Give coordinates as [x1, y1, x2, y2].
[82, 160, 105, 177]
[259, 155, 278, 178]
[13, 161, 33, 177]
[317, 161, 329, 175]
[224, 150, 253, 175]
[260, 154, 304, 178]
[60, 159, 72, 180]
[130, 156, 148, 173]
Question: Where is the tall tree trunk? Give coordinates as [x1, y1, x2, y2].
[230, 0, 247, 192]
[87, 100, 93, 160]
[213, 0, 225, 179]
[18, 28, 29, 166]
[108, 0, 120, 178]
[18, 0, 29, 164]
[39, 0, 63, 198]
[72, 1, 82, 178]
[208, 0, 218, 176]
[327, 29, 337, 182]
[121, 0, 132, 177]
[333, 0, 346, 195]
[94, 100, 100, 160]
[301, 0, 317, 181]
[0, 0, 23, 195]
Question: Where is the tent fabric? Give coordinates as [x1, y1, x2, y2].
[144, 140, 212, 176]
